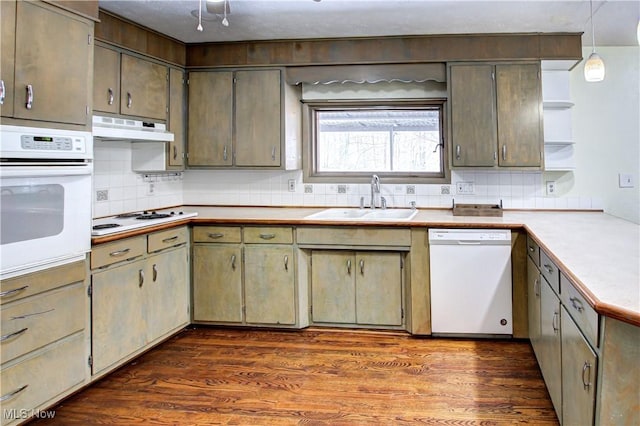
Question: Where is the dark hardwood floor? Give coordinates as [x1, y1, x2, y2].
[33, 327, 558, 425]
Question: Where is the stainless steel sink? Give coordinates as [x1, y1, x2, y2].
[305, 208, 417, 221]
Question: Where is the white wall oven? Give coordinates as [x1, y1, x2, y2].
[0, 125, 93, 278]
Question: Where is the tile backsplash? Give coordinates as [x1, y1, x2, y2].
[93, 141, 601, 217]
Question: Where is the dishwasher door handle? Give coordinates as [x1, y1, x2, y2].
[456, 241, 482, 245]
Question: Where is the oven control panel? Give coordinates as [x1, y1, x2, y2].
[21, 135, 82, 151]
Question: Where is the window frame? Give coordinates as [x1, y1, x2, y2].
[302, 99, 450, 184]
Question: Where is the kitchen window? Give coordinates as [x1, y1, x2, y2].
[303, 100, 448, 183]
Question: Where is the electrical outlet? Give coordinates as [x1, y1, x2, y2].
[440, 185, 451, 195]
[288, 179, 296, 192]
[546, 181, 556, 195]
[456, 181, 475, 194]
[96, 189, 109, 202]
[337, 184, 347, 194]
[304, 184, 313, 194]
[147, 182, 155, 196]
[406, 185, 416, 195]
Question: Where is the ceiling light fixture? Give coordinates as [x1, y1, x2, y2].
[196, 0, 203, 31]
[584, 0, 605, 82]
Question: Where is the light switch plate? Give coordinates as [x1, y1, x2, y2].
[619, 173, 634, 188]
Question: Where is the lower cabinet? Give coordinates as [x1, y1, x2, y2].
[561, 306, 597, 425]
[310, 250, 403, 327]
[537, 277, 563, 422]
[0, 261, 88, 426]
[527, 240, 600, 426]
[192, 226, 301, 328]
[90, 228, 190, 376]
[244, 245, 296, 325]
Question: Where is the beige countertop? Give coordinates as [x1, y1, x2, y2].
[94, 206, 640, 326]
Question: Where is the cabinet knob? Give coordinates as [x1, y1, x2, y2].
[284, 255, 289, 271]
[108, 88, 114, 105]
[231, 254, 236, 270]
[152, 264, 158, 282]
[127, 92, 132, 109]
[455, 145, 461, 160]
[346, 259, 352, 275]
[359, 259, 365, 274]
[0, 79, 5, 105]
[138, 269, 145, 287]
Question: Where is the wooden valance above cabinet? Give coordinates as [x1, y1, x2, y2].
[284, 63, 446, 85]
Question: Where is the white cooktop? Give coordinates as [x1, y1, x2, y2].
[92, 210, 198, 236]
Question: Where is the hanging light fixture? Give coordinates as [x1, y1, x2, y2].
[584, 0, 605, 82]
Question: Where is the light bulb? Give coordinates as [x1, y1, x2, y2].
[637, 20, 640, 45]
[222, 17, 229, 27]
[584, 52, 605, 82]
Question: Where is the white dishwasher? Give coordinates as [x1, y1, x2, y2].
[429, 228, 512, 336]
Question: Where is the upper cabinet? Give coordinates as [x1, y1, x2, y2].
[187, 68, 301, 169]
[167, 67, 186, 168]
[93, 45, 168, 121]
[1, 0, 93, 127]
[449, 63, 543, 169]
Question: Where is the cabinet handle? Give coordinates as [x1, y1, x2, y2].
[127, 92, 132, 108]
[109, 248, 130, 257]
[108, 88, 114, 105]
[223, 145, 228, 162]
[10, 308, 54, 320]
[271, 146, 276, 161]
[570, 297, 585, 313]
[528, 245, 535, 253]
[208, 232, 224, 239]
[359, 259, 365, 275]
[152, 264, 158, 282]
[0, 327, 28, 342]
[534, 278, 540, 297]
[455, 145, 461, 160]
[0, 285, 29, 298]
[552, 311, 559, 334]
[347, 259, 352, 275]
[581, 361, 592, 390]
[138, 269, 145, 287]
[502, 145, 507, 161]
[0, 79, 5, 105]
[284, 255, 289, 271]
[173, 145, 178, 160]
[0, 385, 29, 403]
[259, 233, 276, 240]
[543, 264, 554, 274]
[25, 84, 33, 109]
[162, 236, 179, 244]
[231, 254, 236, 270]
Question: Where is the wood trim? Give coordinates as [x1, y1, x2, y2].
[95, 10, 186, 66]
[187, 33, 583, 68]
[45, 0, 99, 21]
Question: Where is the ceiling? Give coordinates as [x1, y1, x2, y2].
[98, 0, 640, 47]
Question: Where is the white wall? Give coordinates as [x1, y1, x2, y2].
[555, 46, 640, 224]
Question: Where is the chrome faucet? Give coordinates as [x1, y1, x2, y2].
[370, 174, 380, 209]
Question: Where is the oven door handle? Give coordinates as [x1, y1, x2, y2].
[0, 165, 92, 178]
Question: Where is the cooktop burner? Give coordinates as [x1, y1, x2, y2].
[115, 212, 143, 219]
[136, 213, 172, 220]
[93, 223, 121, 230]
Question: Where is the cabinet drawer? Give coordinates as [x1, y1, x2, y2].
[540, 250, 560, 294]
[148, 227, 188, 253]
[298, 227, 411, 247]
[91, 236, 146, 269]
[193, 226, 242, 243]
[244, 227, 293, 244]
[0, 261, 85, 305]
[0, 333, 85, 424]
[1, 282, 85, 364]
[561, 274, 599, 348]
[526, 235, 540, 267]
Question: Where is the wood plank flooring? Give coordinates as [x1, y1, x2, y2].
[33, 327, 558, 425]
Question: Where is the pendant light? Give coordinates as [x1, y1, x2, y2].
[584, 0, 605, 82]
[196, 0, 204, 31]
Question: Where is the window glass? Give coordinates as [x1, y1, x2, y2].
[306, 102, 446, 182]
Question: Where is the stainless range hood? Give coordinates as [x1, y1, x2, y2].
[92, 115, 174, 142]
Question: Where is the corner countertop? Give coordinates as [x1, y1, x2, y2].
[94, 206, 640, 327]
